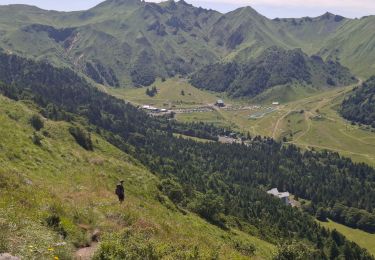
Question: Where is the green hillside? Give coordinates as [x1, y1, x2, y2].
[0, 0, 374, 89]
[0, 94, 276, 259]
[1, 51, 374, 259]
[190, 46, 356, 97]
[341, 77, 375, 127]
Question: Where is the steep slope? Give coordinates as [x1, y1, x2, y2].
[318, 15, 375, 78]
[0, 0, 222, 87]
[0, 94, 276, 259]
[341, 77, 375, 127]
[272, 13, 349, 54]
[0, 52, 374, 258]
[0, 0, 374, 87]
[190, 46, 357, 97]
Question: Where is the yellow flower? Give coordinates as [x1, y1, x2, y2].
[48, 248, 54, 251]
[54, 256, 59, 260]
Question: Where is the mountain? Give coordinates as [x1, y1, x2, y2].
[190, 46, 357, 97]
[341, 77, 375, 127]
[0, 0, 222, 87]
[1, 51, 374, 258]
[0, 0, 374, 89]
[0, 91, 276, 259]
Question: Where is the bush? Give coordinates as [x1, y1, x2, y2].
[189, 191, 224, 224]
[93, 230, 159, 260]
[232, 239, 256, 256]
[32, 132, 43, 146]
[45, 214, 67, 239]
[29, 114, 44, 131]
[145, 86, 158, 97]
[158, 178, 185, 204]
[274, 241, 321, 260]
[315, 207, 327, 222]
[69, 126, 93, 151]
[0, 220, 9, 253]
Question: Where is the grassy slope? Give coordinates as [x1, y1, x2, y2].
[0, 94, 275, 259]
[318, 16, 375, 78]
[107, 78, 236, 109]
[319, 220, 375, 256]
[1, 2, 374, 86]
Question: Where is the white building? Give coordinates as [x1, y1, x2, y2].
[267, 188, 290, 205]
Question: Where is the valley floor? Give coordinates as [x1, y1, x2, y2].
[111, 79, 375, 167]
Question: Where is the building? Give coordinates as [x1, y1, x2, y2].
[272, 102, 280, 105]
[267, 188, 290, 205]
[215, 99, 225, 107]
[142, 105, 159, 112]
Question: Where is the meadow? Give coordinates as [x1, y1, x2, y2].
[319, 220, 375, 256]
[0, 94, 275, 259]
[111, 79, 375, 167]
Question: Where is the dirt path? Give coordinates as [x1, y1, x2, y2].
[74, 243, 99, 260]
[271, 82, 359, 140]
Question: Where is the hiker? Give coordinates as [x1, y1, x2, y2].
[115, 180, 125, 203]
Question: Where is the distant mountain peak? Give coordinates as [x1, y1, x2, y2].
[319, 12, 346, 22]
[93, 0, 142, 9]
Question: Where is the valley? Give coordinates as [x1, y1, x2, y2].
[112, 78, 375, 167]
[1, 0, 375, 259]
[0, 94, 276, 259]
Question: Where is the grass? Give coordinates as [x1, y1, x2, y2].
[109, 79, 375, 167]
[319, 219, 375, 256]
[0, 94, 276, 259]
[107, 78, 242, 109]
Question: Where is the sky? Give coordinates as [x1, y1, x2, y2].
[0, 0, 374, 18]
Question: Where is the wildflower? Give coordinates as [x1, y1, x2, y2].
[54, 256, 59, 260]
[48, 248, 54, 251]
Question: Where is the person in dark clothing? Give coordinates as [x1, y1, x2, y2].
[115, 180, 125, 203]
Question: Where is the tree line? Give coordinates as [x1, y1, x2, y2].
[0, 52, 373, 259]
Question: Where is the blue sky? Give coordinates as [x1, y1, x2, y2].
[0, 0, 374, 18]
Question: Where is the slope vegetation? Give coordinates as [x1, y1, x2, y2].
[0, 94, 275, 259]
[0, 52, 374, 259]
[341, 77, 375, 127]
[0, 0, 374, 87]
[190, 46, 356, 97]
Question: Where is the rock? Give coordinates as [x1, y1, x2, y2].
[0, 253, 20, 260]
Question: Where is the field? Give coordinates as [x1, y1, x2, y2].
[109, 80, 375, 167]
[110, 79, 375, 167]
[107, 78, 231, 109]
[319, 220, 375, 256]
[0, 94, 276, 259]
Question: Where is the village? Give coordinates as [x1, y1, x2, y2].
[140, 98, 281, 120]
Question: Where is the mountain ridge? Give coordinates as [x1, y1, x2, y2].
[0, 0, 373, 92]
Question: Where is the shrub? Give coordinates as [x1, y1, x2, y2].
[0, 220, 9, 253]
[145, 86, 158, 97]
[232, 239, 256, 256]
[158, 178, 185, 204]
[274, 241, 320, 260]
[69, 126, 93, 151]
[189, 191, 224, 224]
[29, 114, 44, 131]
[45, 214, 67, 239]
[32, 132, 43, 146]
[93, 230, 159, 260]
